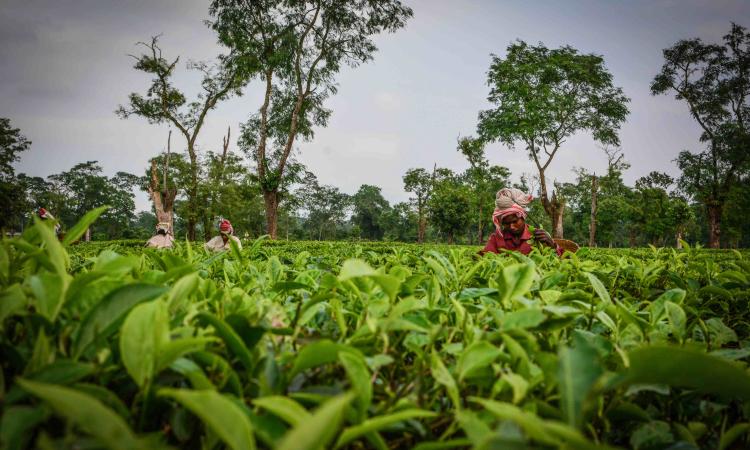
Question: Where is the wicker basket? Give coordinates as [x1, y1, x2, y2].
[554, 238, 580, 254]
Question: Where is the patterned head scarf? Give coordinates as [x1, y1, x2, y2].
[492, 188, 532, 236]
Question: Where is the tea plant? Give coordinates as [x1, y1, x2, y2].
[1, 210, 749, 449]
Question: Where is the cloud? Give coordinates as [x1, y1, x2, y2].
[373, 92, 402, 112]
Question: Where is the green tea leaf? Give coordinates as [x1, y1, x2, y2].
[0, 406, 48, 450]
[500, 264, 535, 304]
[159, 388, 255, 450]
[500, 308, 546, 332]
[290, 340, 361, 377]
[457, 341, 502, 382]
[585, 272, 611, 304]
[62, 206, 109, 246]
[339, 351, 372, 420]
[623, 346, 750, 400]
[719, 423, 750, 450]
[664, 301, 686, 341]
[558, 338, 603, 428]
[0, 284, 26, 325]
[336, 409, 437, 448]
[119, 299, 169, 387]
[339, 259, 377, 280]
[253, 396, 311, 426]
[73, 284, 167, 358]
[277, 393, 353, 450]
[430, 351, 460, 408]
[17, 378, 140, 450]
[195, 312, 254, 371]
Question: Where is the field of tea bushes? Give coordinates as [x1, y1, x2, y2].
[1, 212, 750, 450]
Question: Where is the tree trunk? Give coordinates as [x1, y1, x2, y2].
[707, 203, 722, 249]
[447, 232, 454, 245]
[477, 203, 484, 244]
[537, 168, 565, 238]
[629, 229, 636, 247]
[552, 208, 564, 239]
[203, 217, 212, 241]
[550, 189, 565, 239]
[417, 205, 426, 243]
[84, 227, 91, 242]
[589, 175, 598, 247]
[263, 190, 279, 239]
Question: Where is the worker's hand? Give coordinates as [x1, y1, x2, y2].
[534, 228, 555, 247]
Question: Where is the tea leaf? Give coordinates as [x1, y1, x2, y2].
[159, 388, 255, 450]
[18, 378, 140, 450]
[277, 393, 353, 450]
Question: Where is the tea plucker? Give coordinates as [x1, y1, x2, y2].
[145, 222, 174, 249]
[205, 219, 242, 252]
[38, 207, 62, 235]
[479, 188, 563, 256]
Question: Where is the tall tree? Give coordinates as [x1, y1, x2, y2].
[403, 167, 434, 243]
[477, 40, 630, 238]
[0, 118, 32, 231]
[117, 36, 245, 239]
[210, 0, 413, 239]
[351, 184, 390, 240]
[651, 23, 750, 248]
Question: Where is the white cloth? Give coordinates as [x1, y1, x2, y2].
[204, 235, 242, 252]
[495, 188, 533, 210]
[146, 234, 174, 249]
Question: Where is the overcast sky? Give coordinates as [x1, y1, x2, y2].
[2, 0, 749, 211]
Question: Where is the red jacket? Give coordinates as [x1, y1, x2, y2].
[480, 225, 563, 256]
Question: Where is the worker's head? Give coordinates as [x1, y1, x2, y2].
[219, 219, 233, 242]
[501, 213, 526, 236]
[156, 223, 169, 236]
[492, 188, 530, 237]
[38, 207, 49, 219]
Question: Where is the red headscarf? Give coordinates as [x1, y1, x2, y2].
[219, 219, 233, 235]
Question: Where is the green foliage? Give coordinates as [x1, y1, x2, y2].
[2, 213, 750, 449]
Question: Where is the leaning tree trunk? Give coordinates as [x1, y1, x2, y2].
[707, 203, 722, 249]
[263, 190, 279, 239]
[589, 175, 598, 247]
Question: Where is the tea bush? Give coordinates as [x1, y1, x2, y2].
[1, 210, 749, 449]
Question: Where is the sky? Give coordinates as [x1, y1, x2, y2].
[2, 0, 749, 212]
